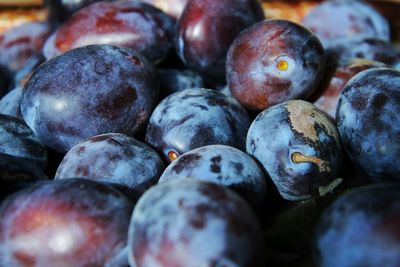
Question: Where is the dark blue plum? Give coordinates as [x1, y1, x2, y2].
[326, 38, 400, 69]
[55, 133, 165, 201]
[145, 88, 251, 162]
[128, 179, 265, 267]
[336, 67, 400, 182]
[0, 114, 47, 169]
[226, 19, 325, 111]
[314, 184, 400, 267]
[157, 68, 204, 99]
[158, 144, 267, 215]
[246, 100, 343, 201]
[20, 44, 159, 154]
[0, 153, 48, 201]
[302, 0, 390, 47]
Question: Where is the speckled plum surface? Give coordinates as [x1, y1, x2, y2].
[21, 44, 159, 154]
[246, 100, 343, 200]
[158, 144, 267, 214]
[145, 88, 251, 162]
[128, 179, 265, 267]
[314, 184, 400, 267]
[336, 67, 400, 182]
[55, 133, 165, 201]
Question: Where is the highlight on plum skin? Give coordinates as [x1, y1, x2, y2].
[0, 178, 134, 267]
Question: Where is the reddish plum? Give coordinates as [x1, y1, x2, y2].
[227, 19, 325, 111]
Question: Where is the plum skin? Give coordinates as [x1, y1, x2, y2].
[314, 184, 400, 267]
[336, 67, 400, 182]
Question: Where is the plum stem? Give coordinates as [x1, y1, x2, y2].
[291, 152, 331, 172]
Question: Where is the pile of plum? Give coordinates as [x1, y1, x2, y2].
[0, 0, 399, 266]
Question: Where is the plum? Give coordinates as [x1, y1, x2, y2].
[336, 67, 400, 182]
[0, 114, 47, 169]
[140, 0, 190, 20]
[226, 19, 325, 111]
[302, 0, 390, 47]
[20, 44, 159, 154]
[175, 0, 264, 79]
[158, 144, 267, 216]
[55, 133, 165, 201]
[157, 68, 204, 99]
[0, 87, 23, 119]
[0, 21, 50, 73]
[0, 178, 134, 267]
[314, 184, 400, 267]
[145, 88, 251, 162]
[246, 100, 343, 201]
[128, 179, 265, 267]
[309, 58, 386, 120]
[43, 0, 175, 64]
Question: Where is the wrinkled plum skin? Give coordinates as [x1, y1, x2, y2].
[0, 21, 50, 73]
[0, 178, 134, 267]
[158, 68, 204, 99]
[246, 100, 343, 201]
[226, 19, 325, 111]
[145, 88, 251, 162]
[175, 0, 264, 79]
[128, 179, 265, 267]
[0, 114, 47, 169]
[302, 0, 390, 47]
[158, 145, 267, 216]
[141, 0, 190, 20]
[315, 184, 400, 267]
[55, 133, 165, 201]
[0, 153, 48, 201]
[309, 58, 386, 120]
[21, 44, 159, 154]
[327, 38, 400, 69]
[336, 68, 400, 182]
[43, 1, 175, 64]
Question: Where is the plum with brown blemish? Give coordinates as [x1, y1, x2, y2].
[20, 44, 159, 154]
[175, 0, 264, 80]
[314, 184, 400, 267]
[158, 144, 267, 216]
[246, 100, 343, 201]
[226, 19, 325, 111]
[309, 58, 386, 120]
[302, 0, 390, 47]
[145, 88, 251, 163]
[55, 133, 165, 202]
[43, 0, 175, 64]
[0, 21, 51, 73]
[0, 178, 133, 267]
[336, 67, 400, 182]
[128, 179, 265, 267]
